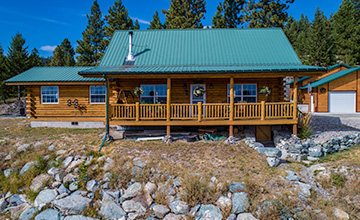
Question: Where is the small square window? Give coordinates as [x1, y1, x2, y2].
[90, 86, 106, 104]
[41, 86, 59, 104]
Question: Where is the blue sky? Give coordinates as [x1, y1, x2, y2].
[0, 0, 343, 57]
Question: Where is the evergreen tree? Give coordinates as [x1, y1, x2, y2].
[162, 0, 206, 29]
[61, 38, 75, 66]
[133, 20, 140, 30]
[212, 0, 245, 28]
[306, 8, 336, 66]
[104, 0, 133, 46]
[284, 16, 299, 45]
[293, 14, 311, 64]
[4, 33, 30, 100]
[149, 11, 163, 29]
[76, 0, 106, 66]
[50, 46, 65, 66]
[28, 48, 42, 68]
[333, 0, 360, 66]
[0, 45, 7, 103]
[243, 0, 293, 28]
[51, 39, 76, 66]
[5, 33, 29, 79]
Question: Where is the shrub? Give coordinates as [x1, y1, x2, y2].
[298, 112, 313, 139]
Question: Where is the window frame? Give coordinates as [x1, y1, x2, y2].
[227, 84, 257, 103]
[89, 85, 106, 104]
[41, 86, 59, 104]
[140, 84, 167, 104]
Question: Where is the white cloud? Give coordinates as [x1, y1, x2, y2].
[130, 17, 151, 25]
[40, 45, 57, 53]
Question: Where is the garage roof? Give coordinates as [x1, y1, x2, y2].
[300, 67, 360, 89]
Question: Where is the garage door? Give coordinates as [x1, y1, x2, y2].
[329, 91, 356, 113]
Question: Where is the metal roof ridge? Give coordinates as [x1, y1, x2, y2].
[112, 27, 283, 34]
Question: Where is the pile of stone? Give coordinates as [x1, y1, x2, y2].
[275, 133, 360, 161]
[1, 146, 260, 220]
[245, 141, 282, 167]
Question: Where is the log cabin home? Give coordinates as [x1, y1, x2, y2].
[288, 63, 360, 113]
[6, 28, 327, 139]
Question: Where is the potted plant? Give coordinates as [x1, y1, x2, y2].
[259, 86, 271, 97]
[193, 86, 205, 97]
[133, 87, 144, 97]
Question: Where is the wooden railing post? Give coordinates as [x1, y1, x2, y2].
[261, 101, 265, 120]
[167, 78, 171, 122]
[198, 102, 202, 122]
[230, 76, 234, 121]
[293, 76, 298, 120]
[136, 102, 140, 121]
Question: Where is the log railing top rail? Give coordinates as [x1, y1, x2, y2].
[110, 101, 295, 122]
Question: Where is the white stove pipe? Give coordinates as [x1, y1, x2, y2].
[127, 31, 135, 61]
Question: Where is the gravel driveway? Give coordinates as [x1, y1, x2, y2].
[312, 113, 360, 141]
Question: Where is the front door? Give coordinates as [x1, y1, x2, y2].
[190, 84, 206, 104]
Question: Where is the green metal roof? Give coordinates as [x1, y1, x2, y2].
[285, 76, 311, 85]
[327, 63, 352, 70]
[5, 67, 104, 83]
[80, 64, 324, 75]
[300, 67, 360, 89]
[80, 28, 326, 75]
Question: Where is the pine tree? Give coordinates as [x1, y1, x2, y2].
[51, 39, 76, 66]
[0, 45, 7, 103]
[162, 0, 206, 29]
[133, 20, 140, 30]
[50, 46, 65, 66]
[28, 48, 42, 68]
[104, 0, 133, 46]
[306, 8, 336, 66]
[293, 14, 311, 64]
[76, 0, 106, 66]
[243, 0, 293, 28]
[333, 0, 360, 66]
[5, 33, 29, 79]
[212, 0, 245, 28]
[4, 33, 30, 100]
[61, 39, 75, 66]
[284, 16, 299, 45]
[149, 11, 163, 29]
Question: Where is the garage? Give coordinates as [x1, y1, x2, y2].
[329, 91, 356, 113]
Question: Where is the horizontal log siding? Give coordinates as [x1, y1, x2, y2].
[27, 85, 105, 120]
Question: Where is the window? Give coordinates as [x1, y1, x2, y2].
[228, 84, 257, 103]
[90, 86, 106, 104]
[140, 85, 167, 104]
[41, 86, 59, 104]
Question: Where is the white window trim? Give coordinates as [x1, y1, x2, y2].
[227, 84, 257, 103]
[140, 84, 167, 104]
[90, 85, 106, 104]
[41, 86, 59, 104]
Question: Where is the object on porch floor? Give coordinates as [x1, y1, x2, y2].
[199, 133, 226, 141]
[184, 135, 199, 142]
[125, 131, 190, 138]
[136, 136, 164, 141]
[198, 128, 217, 134]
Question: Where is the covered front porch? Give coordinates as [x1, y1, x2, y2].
[105, 75, 300, 136]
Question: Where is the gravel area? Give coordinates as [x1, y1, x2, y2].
[312, 114, 360, 141]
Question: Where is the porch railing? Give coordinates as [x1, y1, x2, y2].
[110, 101, 295, 121]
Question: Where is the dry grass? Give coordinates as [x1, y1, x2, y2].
[1, 118, 360, 219]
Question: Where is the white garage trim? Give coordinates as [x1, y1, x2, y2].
[329, 91, 356, 113]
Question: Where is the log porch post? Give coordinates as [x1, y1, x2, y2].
[105, 77, 110, 136]
[166, 77, 171, 136]
[229, 76, 234, 136]
[293, 76, 298, 135]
